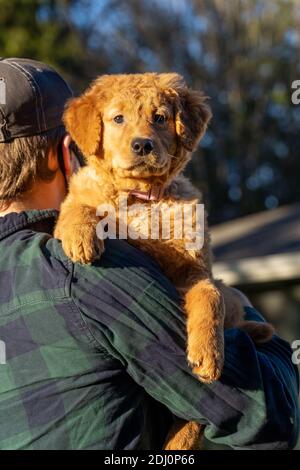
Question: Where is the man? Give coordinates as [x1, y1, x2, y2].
[0, 57, 298, 450]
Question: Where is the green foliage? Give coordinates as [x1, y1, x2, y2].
[0, 0, 88, 89]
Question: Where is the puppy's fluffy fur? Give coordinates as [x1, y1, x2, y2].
[55, 73, 274, 449]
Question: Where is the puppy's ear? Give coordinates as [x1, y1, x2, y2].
[159, 73, 212, 152]
[175, 89, 212, 151]
[63, 93, 102, 157]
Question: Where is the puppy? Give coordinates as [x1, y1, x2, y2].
[55, 73, 274, 449]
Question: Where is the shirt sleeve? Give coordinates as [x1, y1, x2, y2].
[72, 239, 300, 449]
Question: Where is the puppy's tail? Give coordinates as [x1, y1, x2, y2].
[238, 320, 275, 344]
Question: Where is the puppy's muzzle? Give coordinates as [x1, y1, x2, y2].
[131, 138, 154, 156]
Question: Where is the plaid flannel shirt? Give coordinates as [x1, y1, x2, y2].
[0, 209, 299, 450]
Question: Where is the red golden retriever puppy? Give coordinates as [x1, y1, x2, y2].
[54, 73, 273, 449]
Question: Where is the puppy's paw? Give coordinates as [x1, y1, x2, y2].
[58, 224, 104, 264]
[187, 332, 224, 383]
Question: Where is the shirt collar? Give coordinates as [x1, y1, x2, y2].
[0, 209, 58, 241]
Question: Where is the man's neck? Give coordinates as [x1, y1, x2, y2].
[0, 200, 46, 217]
[0, 181, 65, 217]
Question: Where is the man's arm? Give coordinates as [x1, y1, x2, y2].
[72, 239, 299, 449]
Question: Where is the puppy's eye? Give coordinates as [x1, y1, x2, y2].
[154, 114, 166, 124]
[114, 115, 124, 124]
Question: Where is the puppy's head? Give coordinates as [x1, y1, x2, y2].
[64, 73, 211, 188]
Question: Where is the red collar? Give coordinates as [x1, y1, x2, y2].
[126, 185, 165, 202]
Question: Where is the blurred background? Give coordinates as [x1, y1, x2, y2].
[1, 0, 299, 224]
[1, 0, 300, 392]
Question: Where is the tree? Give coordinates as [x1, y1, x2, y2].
[84, 0, 300, 223]
[1, 0, 300, 223]
[0, 0, 106, 90]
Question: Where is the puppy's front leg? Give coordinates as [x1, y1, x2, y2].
[185, 279, 225, 382]
[55, 199, 104, 264]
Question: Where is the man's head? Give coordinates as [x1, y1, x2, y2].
[0, 58, 76, 212]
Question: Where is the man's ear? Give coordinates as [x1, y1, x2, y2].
[158, 73, 212, 152]
[61, 134, 72, 179]
[63, 93, 102, 157]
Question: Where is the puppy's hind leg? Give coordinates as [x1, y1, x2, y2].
[164, 419, 205, 450]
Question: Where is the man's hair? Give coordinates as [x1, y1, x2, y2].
[0, 126, 66, 203]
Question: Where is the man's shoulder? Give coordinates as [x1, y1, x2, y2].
[0, 208, 181, 327]
[1, 210, 178, 300]
[72, 238, 179, 301]
[43, 234, 180, 314]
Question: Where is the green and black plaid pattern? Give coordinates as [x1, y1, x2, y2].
[0, 210, 298, 449]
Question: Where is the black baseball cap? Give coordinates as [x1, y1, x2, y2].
[0, 57, 73, 142]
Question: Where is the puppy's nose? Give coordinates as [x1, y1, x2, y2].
[131, 138, 154, 156]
